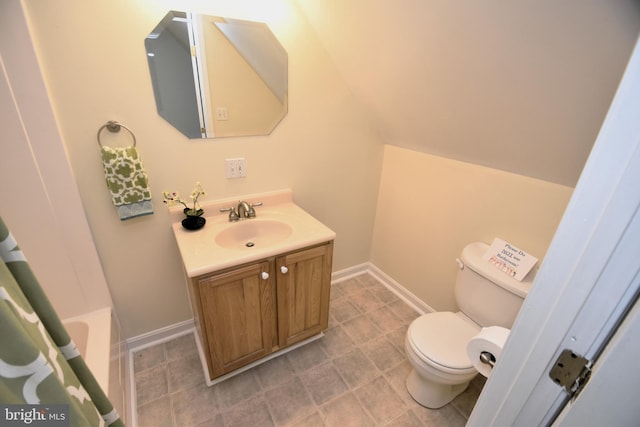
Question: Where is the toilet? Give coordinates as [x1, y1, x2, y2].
[404, 241, 535, 408]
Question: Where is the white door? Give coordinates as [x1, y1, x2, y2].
[553, 295, 640, 427]
[467, 35, 640, 427]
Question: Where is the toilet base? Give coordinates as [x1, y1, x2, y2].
[406, 369, 470, 409]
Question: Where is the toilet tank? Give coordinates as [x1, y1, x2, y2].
[454, 242, 536, 328]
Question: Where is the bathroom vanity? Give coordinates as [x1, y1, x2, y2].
[170, 190, 335, 384]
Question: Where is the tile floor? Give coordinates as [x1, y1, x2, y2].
[133, 273, 485, 426]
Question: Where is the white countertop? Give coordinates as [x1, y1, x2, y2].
[170, 189, 336, 277]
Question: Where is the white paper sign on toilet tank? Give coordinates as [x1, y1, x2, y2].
[483, 237, 538, 281]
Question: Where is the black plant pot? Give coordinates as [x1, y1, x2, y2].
[181, 215, 206, 230]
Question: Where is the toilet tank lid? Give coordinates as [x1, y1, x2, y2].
[461, 242, 536, 298]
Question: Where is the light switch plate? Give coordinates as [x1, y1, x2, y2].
[216, 107, 228, 121]
[225, 158, 246, 178]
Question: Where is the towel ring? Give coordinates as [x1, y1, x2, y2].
[97, 120, 136, 147]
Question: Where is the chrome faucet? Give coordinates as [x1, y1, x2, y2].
[237, 201, 251, 218]
[239, 200, 263, 218]
[220, 200, 262, 221]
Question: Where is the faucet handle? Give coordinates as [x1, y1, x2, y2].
[247, 201, 263, 218]
[219, 206, 239, 222]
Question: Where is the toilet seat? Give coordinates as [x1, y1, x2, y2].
[407, 312, 479, 374]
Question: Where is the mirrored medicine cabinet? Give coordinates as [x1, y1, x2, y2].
[145, 11, 288, 139]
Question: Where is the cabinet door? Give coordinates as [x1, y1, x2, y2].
[199, 261, 275, 378]
[276, 242, 333, 347]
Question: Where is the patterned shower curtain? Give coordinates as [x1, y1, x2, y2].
[0, 217, 125, 427]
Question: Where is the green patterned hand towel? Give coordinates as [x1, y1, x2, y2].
[101, 146, 153, 220]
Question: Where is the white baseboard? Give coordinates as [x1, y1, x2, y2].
[331, 262, 370, 283]
[126, 318, 195, 353]
[366, 263, 434, 315]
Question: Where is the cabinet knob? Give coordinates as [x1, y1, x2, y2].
[261, 272, 269, 280]
[280, 266, 289, 274]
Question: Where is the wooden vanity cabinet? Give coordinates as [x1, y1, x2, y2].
[190, 241, 333, 381]
[197, 260, 277, 378]
[276, 243, 333, 348]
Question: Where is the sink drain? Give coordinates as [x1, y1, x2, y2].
[245, 242, 255, 247]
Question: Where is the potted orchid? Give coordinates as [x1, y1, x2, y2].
[163, 182, 207, 230]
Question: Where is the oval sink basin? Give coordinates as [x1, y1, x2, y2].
[214, 219, 293, 250]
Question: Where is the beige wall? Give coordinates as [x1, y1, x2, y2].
[371, 145, 574, 311]
[298, 0, 640, 187]
[23, 0, 384, 337]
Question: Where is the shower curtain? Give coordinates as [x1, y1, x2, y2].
[0, 217, 125, 427]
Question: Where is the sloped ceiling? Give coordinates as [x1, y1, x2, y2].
[296, 0, 640, 186]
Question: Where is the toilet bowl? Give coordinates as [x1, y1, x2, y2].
[404, 241, 536, 409]
[405, 311, 479, 408]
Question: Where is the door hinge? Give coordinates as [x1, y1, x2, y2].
[549, 349, 592, 398]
